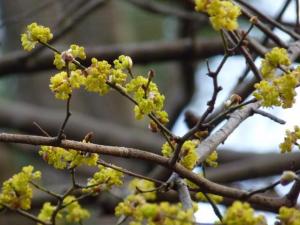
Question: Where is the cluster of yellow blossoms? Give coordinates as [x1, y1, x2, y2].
[37, 196, 90, 225]
[278, 207, 300, 225]
[0, 166, 41, 210]
[162, 140, 200, 170]
[161, 140, 218, 170]
[195, 0, 241, 31]
[129, 178, 156, 200]
[39, 145, 98, 169]
[254, 47, 300, 108]
[83, 165, 124, 194]
[21, 23, 169, 127]
[115, 179, 198, 225]
[126, 75, 168, 123]
[21, 23, 53, 51]
[279, 125, 300, 153]
[219, 201, 267, 225]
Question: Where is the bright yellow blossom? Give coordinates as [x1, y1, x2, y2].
[115, 195, 197, 225]
[0, 165, 41, 210]
[37, 202, 61, 225]
[39, 145, 98, 169]
[280, 126, 300, 153]
[21, 23, 53, 51]
[49, 70, 85, 100]
[278, 207, 300, 225]
[63, 196, 90, 223]
[129, 179, 156, 200]
[219, 201, 267, 225]
[83, 165, 123, 194]
[195, 0, 241, 31]
[85, 58, 111, 95]
[161, 140, 199, 170]
[126, 76, 167, 121]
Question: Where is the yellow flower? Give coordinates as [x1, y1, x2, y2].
[219, 201, 267, 225]
[126, 76, 166, 120]
[279, 126, 300, 153]
[194, 0, 241, 31]
[0, 165, 41, 210]
[161, 140, 199, 170]
[205, 150, 218, 167]
[39, 145, 98, 169]
[21, 23, 53, 51]
[83, 165, 123, 194]
[85, 58, 111, 95]
[49, 70, 85, 100]
[37, 202, 60, 225]
[261, 47, 291, 80]
[207, 0, 241, 31]
[278, 207, 300, 225]
[63, 196, 90, 223]
[195, 0, 210, 12]
[129, 179, 156, 200]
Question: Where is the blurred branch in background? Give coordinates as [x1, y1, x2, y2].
[0, 38, 223, 76]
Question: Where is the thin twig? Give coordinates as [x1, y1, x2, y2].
[56, 64, 72, 142]
[98, 159, 164, 185]
[234, 0, 300, 40]
[252, 109, 286, 124]
[243, 181, 281, 199]
[33, 121, 51, 137]
[30, 181, 62, 199]
[0, 204, 50, 225]
[202, 192, 223, 222]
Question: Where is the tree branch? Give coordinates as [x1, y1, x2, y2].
[0, 38, 223, 76]
[0, 132, 294, 212]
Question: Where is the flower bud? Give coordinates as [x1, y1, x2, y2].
[280, 171, 297, 186]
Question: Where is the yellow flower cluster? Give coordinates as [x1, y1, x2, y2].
[39, 145, 98, 169]
[162, 140, 199, 170]
[49, 70, 85, 100]
[21, 22, 53, 51]
[257, 75, 299, 107]
[126, 76, 168, 123]
[195, 0, 241, 31]
[37, 196, 90, 224]
[83, 165, 123, 194]
[115, 194, 198, 225]
[84, 58, 111, 95]
[261, 47, 291, 80]
[279, 126, 300, 153]
[129, 179, 156, 201]
[219, 201, 267, 225]
[63, 196, 90, 223]
[37, 202, 60, 225]
[254, 48, 299, 108]
[84, 56, 128, 95]
[21, 24, 169, 126]
[53, 44, 86, 70]
[278, 207, 300, 225]
[114, 55, 133, 70]
[0, 166, 41, 210]
[204, 150, 218, 167]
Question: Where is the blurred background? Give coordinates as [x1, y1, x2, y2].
[0, 0, 299, 224]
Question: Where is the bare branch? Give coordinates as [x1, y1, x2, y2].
[0, 38, 223, 76]
[0, 132, 294, 212]
[125, 0, 206, 23]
